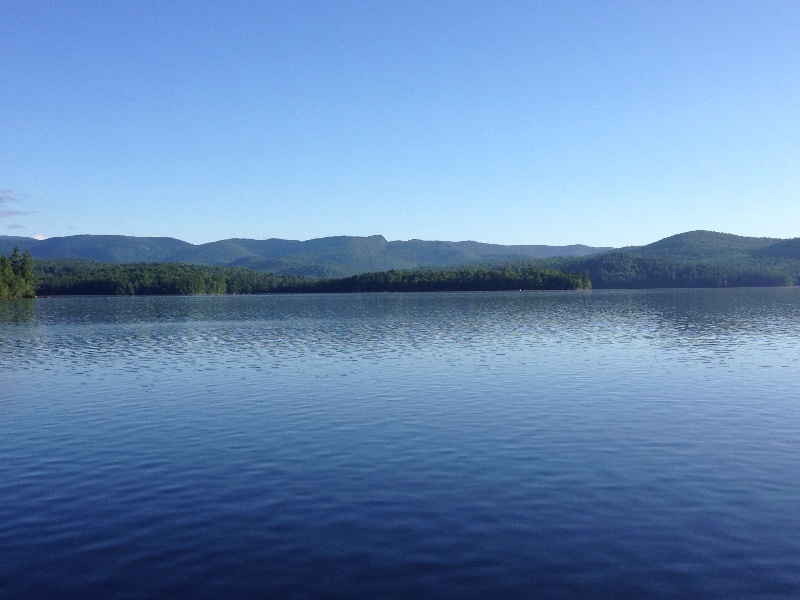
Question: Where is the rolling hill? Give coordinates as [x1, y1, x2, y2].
[534, 231, 800, 288]
[626, 230, 779, 260]
[0, 235, 193, 263]
[6, 230, 800, 288]
[1, 234, 611, 277]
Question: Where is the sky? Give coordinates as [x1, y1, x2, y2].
[1, 1, 799, 247]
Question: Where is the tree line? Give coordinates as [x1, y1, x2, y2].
[319, 266, 590, 293]
[14, 250, 800, 298]
[0, 247, 35, 299]
[35, 260, 307, 295]
[34, 260, 590, 296]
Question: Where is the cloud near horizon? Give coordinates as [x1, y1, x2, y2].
[7, 224, 24, 230]
[32, 234, 47, 240]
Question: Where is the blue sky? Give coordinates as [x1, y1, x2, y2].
[2, 1, 798, 246]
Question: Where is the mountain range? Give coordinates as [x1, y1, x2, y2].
[1, 234, 611, 277]
[3, 230, 800, 285]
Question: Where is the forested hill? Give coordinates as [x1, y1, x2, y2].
[624, 230, 783, 260]
[0, 235, 193, 263]
[0, 234, 610, 277]
[534, 231, 800, 288]
[8, 230, 800, 289]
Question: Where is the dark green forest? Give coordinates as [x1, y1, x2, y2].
[23, 254, 800, 298]
[34, 260, 590, 296]
[314, 265, 590, 293]
[0, 247, 36, 299]
[35, 261, 308, 295]
[8, 229, 800, 298]
[537, 252, 799, 289]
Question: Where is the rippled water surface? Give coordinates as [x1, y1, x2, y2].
[2, 289, 800, 598]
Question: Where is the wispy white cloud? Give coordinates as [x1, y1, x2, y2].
[32, 234, 47, 240]
[0, 190, 28, 218]
[7, 224, 24, 230]
[0, 190, 21, 204]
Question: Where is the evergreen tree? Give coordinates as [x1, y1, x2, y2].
[21, 250, 35, 285]
[0, 247, 36, 298]
[0, 254, 11, 298]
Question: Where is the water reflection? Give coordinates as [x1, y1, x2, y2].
[4, 290, 799, 372]
[0, 298, 35, 325]
[2, 289, 800, 598]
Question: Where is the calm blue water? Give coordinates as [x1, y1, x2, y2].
[2, 289, 800, 599]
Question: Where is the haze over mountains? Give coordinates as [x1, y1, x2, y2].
[0, 234, 611, 277]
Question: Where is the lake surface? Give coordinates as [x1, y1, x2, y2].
[2, 289, 800, 599]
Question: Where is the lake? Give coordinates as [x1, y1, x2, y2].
[2, 289, 800, 598]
